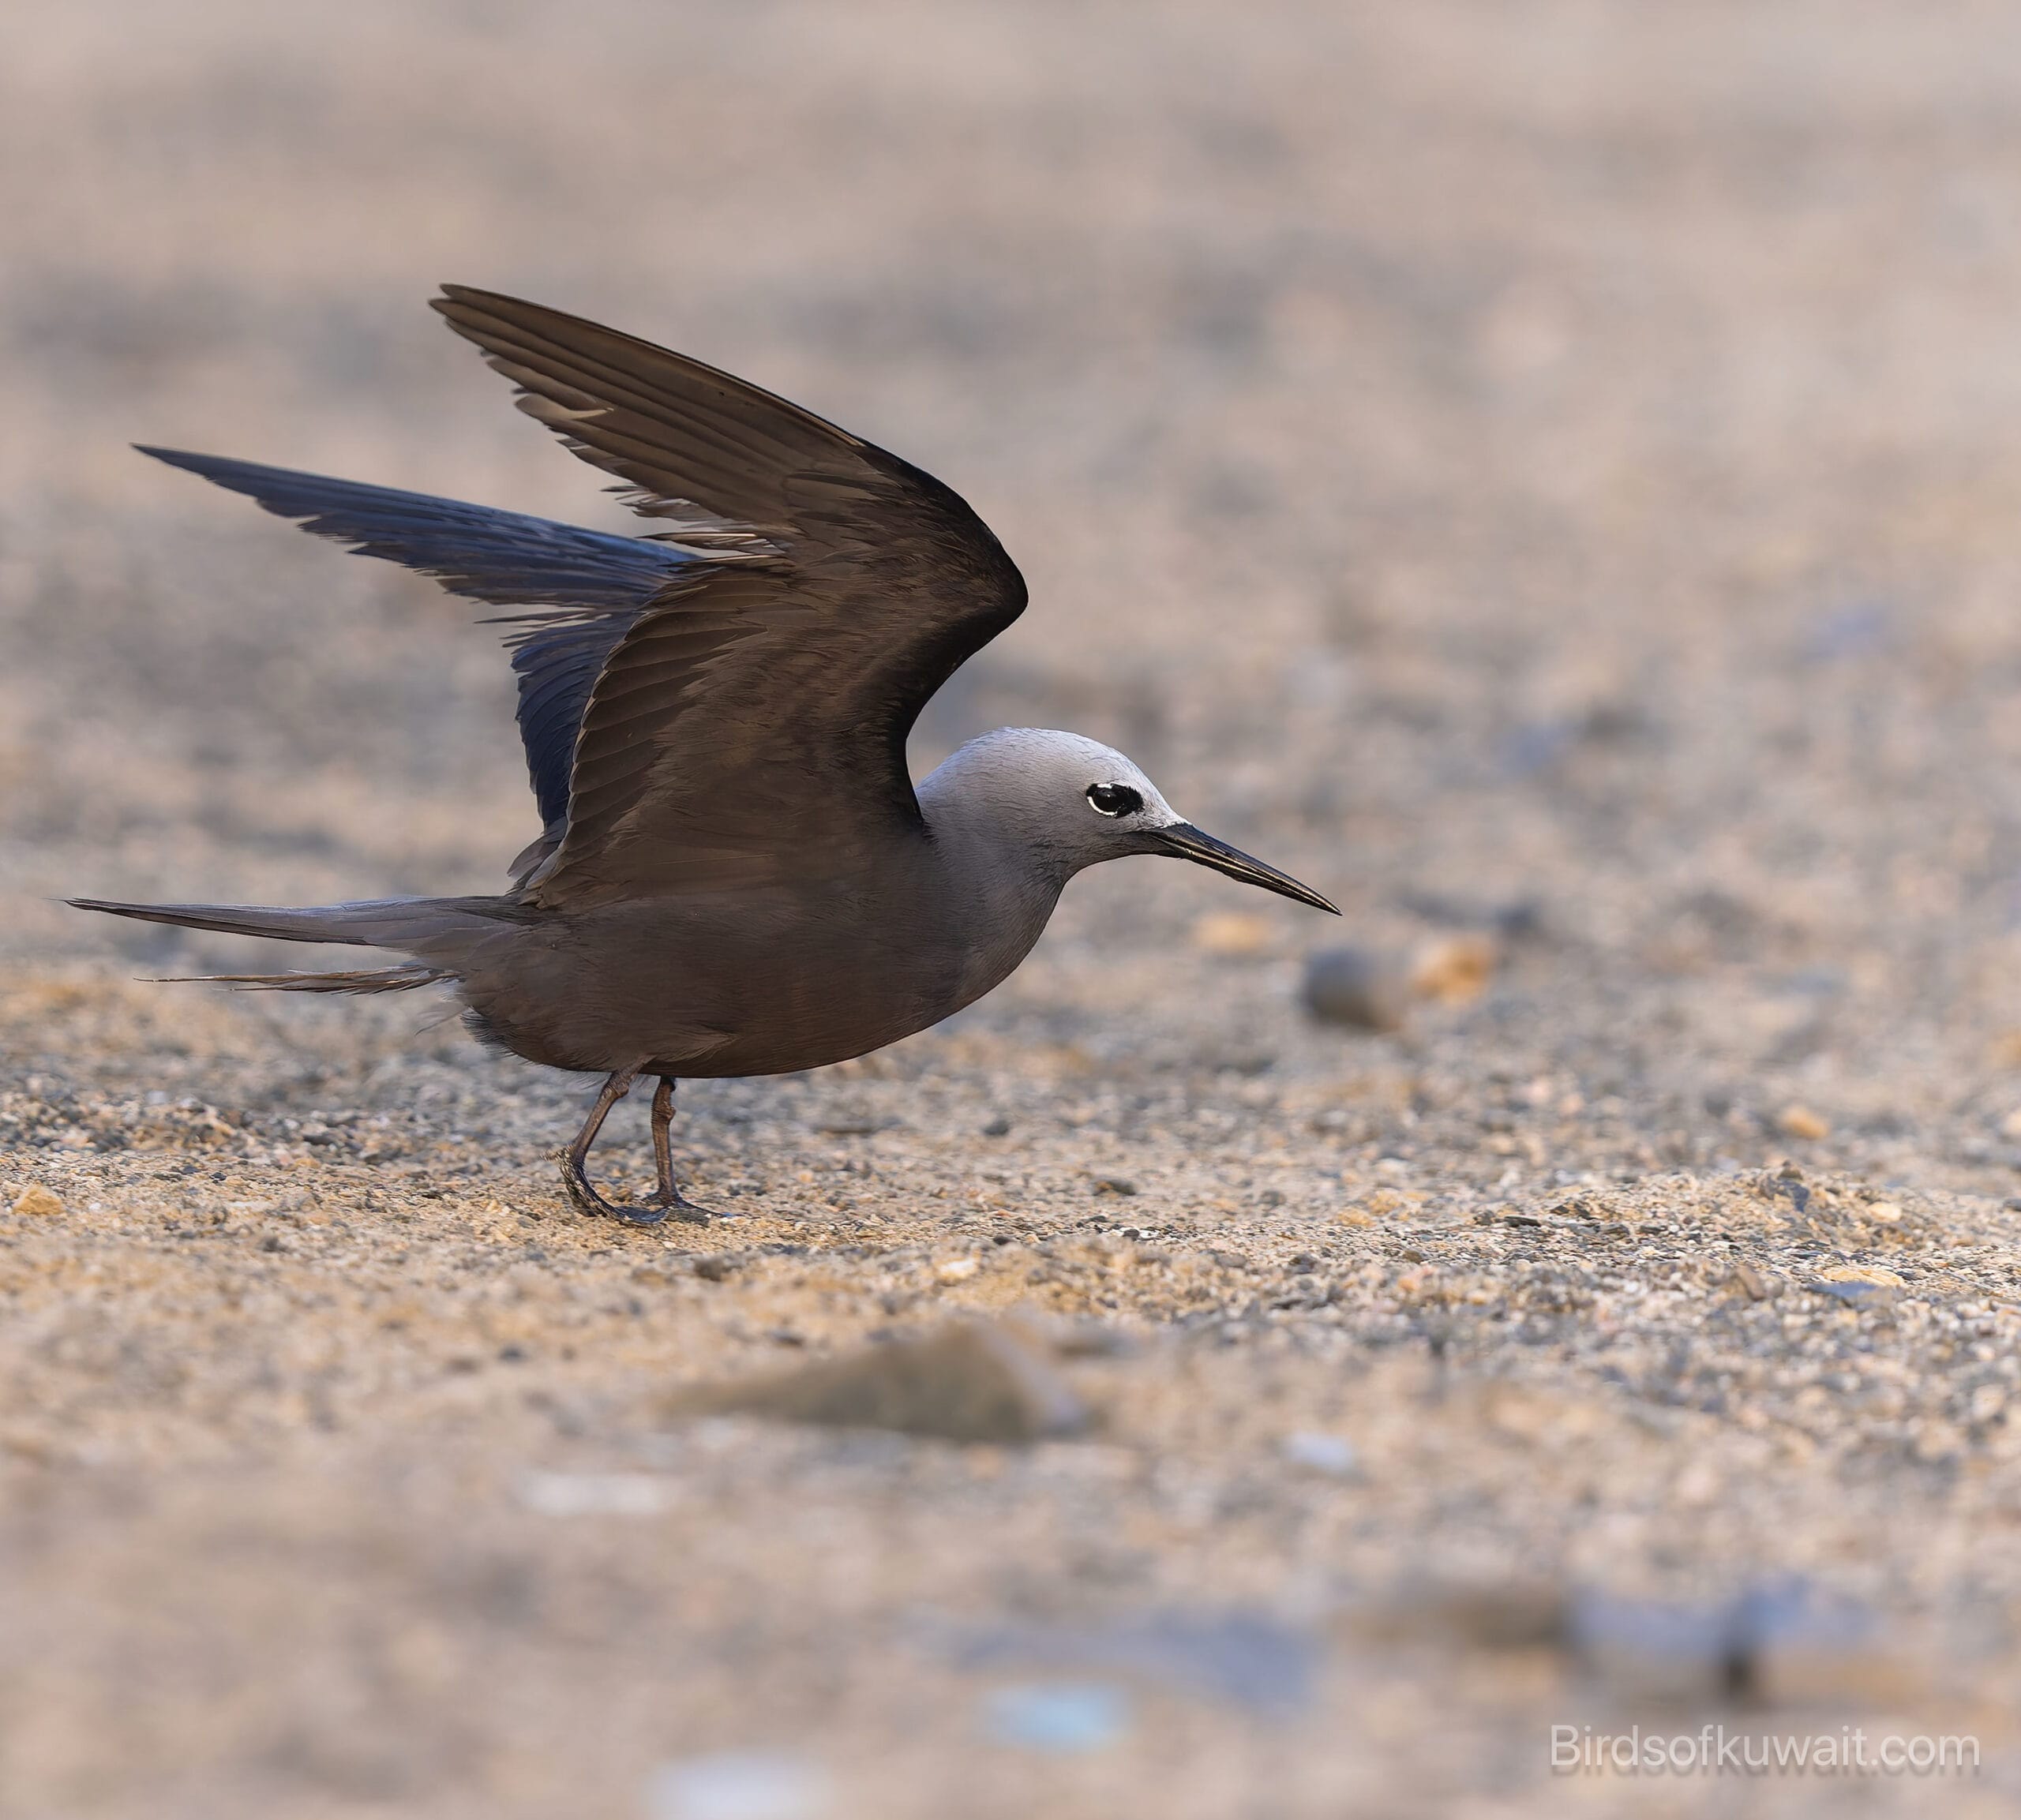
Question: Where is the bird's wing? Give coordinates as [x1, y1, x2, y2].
[432, 286, 1027, 907]
[133, 448, 750, 871]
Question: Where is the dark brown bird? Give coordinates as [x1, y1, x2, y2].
[73, 288, 1337, 1225]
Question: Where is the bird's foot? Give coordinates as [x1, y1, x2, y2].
[559, 1155, 715, 1227]
[654, 1186, 724, 1225]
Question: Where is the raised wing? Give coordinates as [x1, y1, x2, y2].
[133, 448, 712, 871]
[432, 286, 1027, 908]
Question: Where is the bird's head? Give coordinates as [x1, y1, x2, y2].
[921, 728, 1337, 913]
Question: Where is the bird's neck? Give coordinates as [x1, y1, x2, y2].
[915, 785, 1070, 1006]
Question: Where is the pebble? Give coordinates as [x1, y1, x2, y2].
[1728, 1260, 1772, 1301]
[646, 1750, 827, 1820]
[9, 1185, 65, 1218]
[1811, 1264, 1905, 1309]
[1818, 1264, 1905, 1288]
[1281, 1432, 1359, 1477]
[1776, 1105, 1831, 1140]
[674, 1320, 1090, 1444]
[1407, 934, 1497, 1005]
[1301, 947, 1411, 1031]
[983, 1683, 1130, 1753]
[1191, 911, 1275, 957]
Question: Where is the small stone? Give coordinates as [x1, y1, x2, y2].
[1810, 1264, 1904, 1309]
[1192, 911, 1274, 957]
[692, 1255, 737, 1283]
[935, 1256, 980, 1283]
[646, 1749, 827, 1820]
[981, 1114, 1011, 1137]
[9, 1186, 64, 1218]
[1811, 1280, 1896, 1309]
[1729, 1260, 1772, 1301]
[673, 1319, 1090, 1444]
[1302, 947, 1410, 1031]
[1408, 934, 1497, 1005]
[1775, 1105, 1830, 1140]
[1091, 1176, 1137, 1196]
[1281, 1432, 1358, 1476]
[1819, 1264, 1905, 1288]
[983, 1682, 1130, 1753]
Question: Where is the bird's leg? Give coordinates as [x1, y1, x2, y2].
[559, 1066, 705, 1228]
[650, 1076, 718, 1223]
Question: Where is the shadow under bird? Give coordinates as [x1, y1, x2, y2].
[73, 288, 1337, 1224]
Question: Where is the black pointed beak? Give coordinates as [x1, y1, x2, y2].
[1153, 823, 1340, 914]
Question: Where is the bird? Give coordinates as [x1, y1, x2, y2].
[72, 286, 1338, 1226]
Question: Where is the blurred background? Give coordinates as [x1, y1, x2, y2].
[7, 3, 2021, 1815]
[12, 1, 2021, 1134]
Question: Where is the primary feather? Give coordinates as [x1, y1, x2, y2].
[133, 448, 707, 863]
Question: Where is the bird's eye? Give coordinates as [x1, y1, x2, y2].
[1087, 783, 1142, 818]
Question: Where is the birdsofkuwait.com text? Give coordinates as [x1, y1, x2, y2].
[1550, 1725, 1978, 1777]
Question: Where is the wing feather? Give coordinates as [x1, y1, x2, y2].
[139, 288, 1029, 912]
[433, 287, 1027, 908]
[133, 446, 747, 863]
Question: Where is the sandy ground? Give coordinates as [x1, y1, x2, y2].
[8, 3, 2021, 1814]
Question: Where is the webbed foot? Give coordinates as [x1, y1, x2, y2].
[559, 1151, 716, 1226]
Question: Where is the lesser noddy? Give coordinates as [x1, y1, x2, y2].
[73, 287, 1337, 1224]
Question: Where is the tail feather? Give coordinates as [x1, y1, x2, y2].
[156, 962, 451, 994]
[67, 894, 517, 969]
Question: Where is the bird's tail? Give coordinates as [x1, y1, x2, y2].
[161, 962, 451, 993]
[66, 895, 512, 994]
